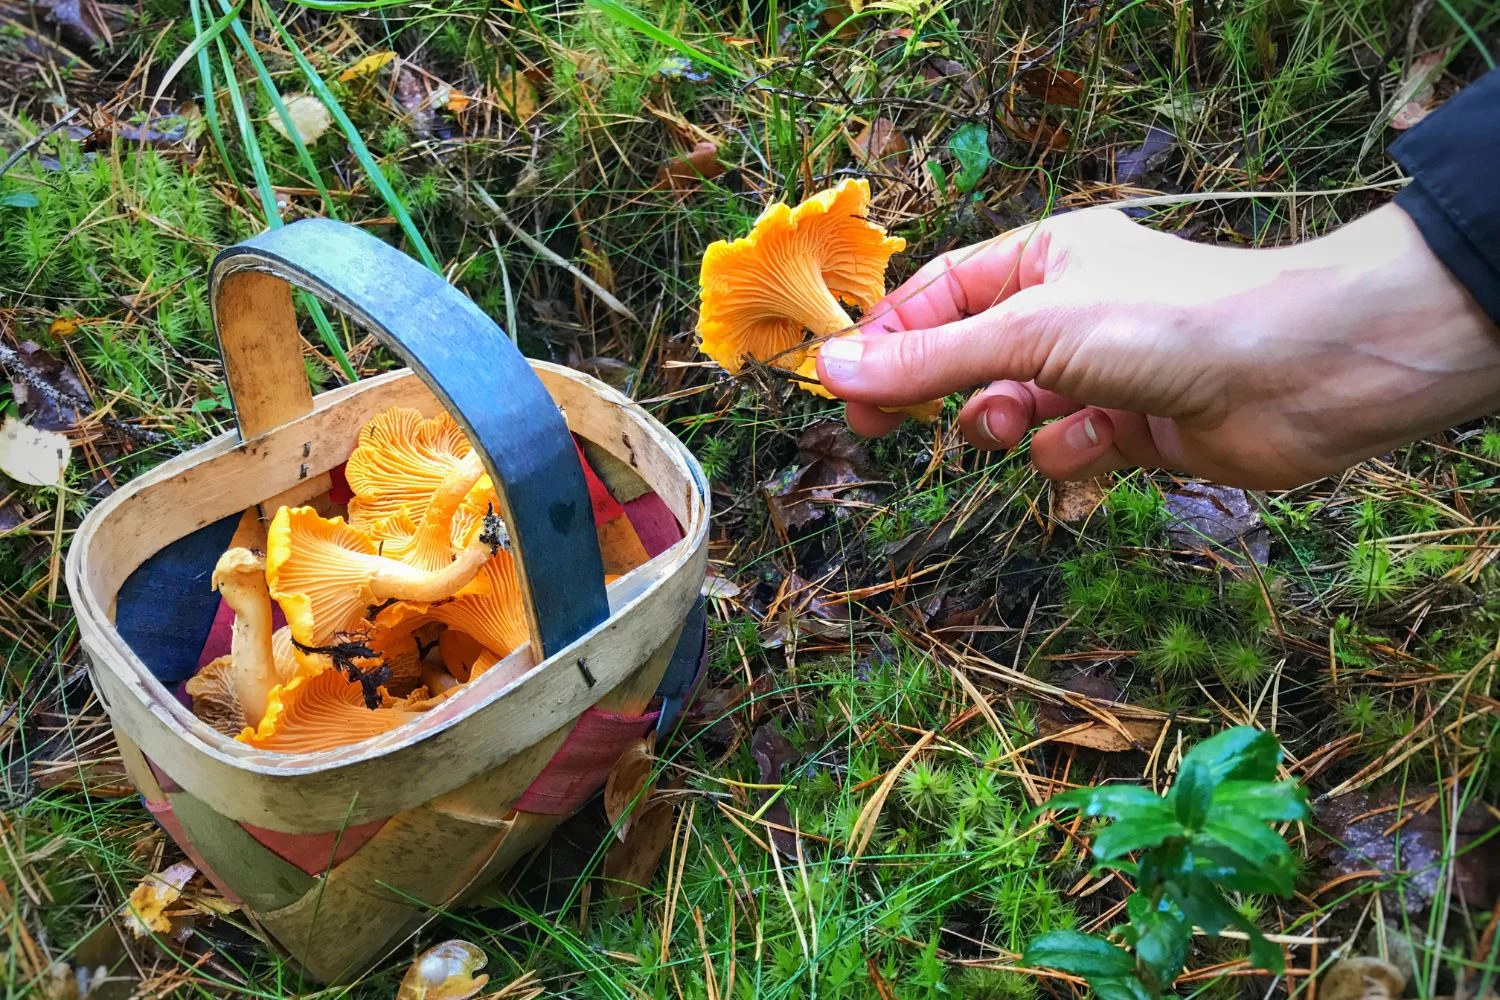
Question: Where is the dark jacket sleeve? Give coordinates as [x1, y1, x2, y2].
[1390, 67, 1500, 325]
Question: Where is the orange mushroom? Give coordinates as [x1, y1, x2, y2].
[185, 548, 302, 734]
[345, 408, 484, 531]
[237, 667, 427, 753]
[697, 178, 943, 423]
[265, 505, 507, 675]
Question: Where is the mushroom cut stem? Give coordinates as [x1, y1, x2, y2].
[211, 548, 279, 727]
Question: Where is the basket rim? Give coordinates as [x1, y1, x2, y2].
[66, 362, 708, 815]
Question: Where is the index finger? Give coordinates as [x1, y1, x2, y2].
[859, 222, 1049, 335]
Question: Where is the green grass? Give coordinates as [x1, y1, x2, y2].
[3, 0, 1500, 996]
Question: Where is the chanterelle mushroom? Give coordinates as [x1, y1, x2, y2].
[265, 505, 506, 675]
[345, 408, 484, 531]
[238, 668, 427, 754]
[697, 178, 943, 423]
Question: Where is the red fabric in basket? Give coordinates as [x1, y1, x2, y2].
[513, 707, 660, 815]
[241, 818, 389, 876]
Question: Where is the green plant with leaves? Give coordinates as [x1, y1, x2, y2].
[1022, 727, 1309, 999]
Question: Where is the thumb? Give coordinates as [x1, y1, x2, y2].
[817, 287, 1069, 407]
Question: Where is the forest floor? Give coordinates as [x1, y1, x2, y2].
[1, 0, 1498, 997]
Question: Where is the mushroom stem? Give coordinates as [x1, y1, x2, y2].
[367, 510, 508, 603]
[782, 261, 858, 344]
[211, 548, 279, 727]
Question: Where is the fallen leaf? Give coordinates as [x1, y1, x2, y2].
[6, 340, 92, 431]
[848, 118, 910, 169]
[1315, 787, 1500, 912]
[497, 70, 538, 123]
[1389, 101, 1430, 130]
[0, 417, 70, 487]
[655, 140, 723, 190]
[1052, 476, 1109, 522]
[48, 317, 78, 338]
[123, 862, 196, 938]
[604, 797, 675, 904]
[752, 721, 802, 859]
[1019, 65, 1084, 107]
[763, 421, 878, 534]
[1319, 957, 1406, 1000]
[267, 94, 331, 144]
[39, 0, 119, 48]
[445, 89, 472, 114]
[1038, 674, 1163, 752]
[702, 572, 741, 599]
[397, 940, 490, 1000]
[338, 50, 396, 83]
[1163, 484, 1269, 564]
[603, 737, 656, 839]
[1116, 125, 1175, 183]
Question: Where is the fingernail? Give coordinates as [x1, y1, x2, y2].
[819, 336, 864, 383]
[1064, 414, 1099, 451]
[978, 408, 1000, 445]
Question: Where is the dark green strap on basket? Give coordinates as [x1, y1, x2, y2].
[209, 219, 609, 657]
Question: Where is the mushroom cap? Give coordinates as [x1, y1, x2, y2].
[237, 668, 424, 753]
[345, 407, 476, 530]
[188, 626, 303, 738]
[371, 475, 499, 572]
[266, 506, 382, 652]
[697, 178, 905, 374]
[379, 547, 529, 663]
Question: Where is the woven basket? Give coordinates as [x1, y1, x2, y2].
[64, 219, 709, 981]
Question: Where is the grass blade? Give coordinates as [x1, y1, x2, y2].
[588, 0, 742, 80]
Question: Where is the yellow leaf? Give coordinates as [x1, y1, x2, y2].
[48, 317, 78, 338]
[338, 50, 396, 83]
[445, 89, 472, 114]
[123, 862, 196, 939]
[497, 71, 537, 123]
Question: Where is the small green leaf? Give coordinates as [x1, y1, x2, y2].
[1023, 930, 1135, 978]
[1208, 780, 1309, 823]
[1127, 893, 1190, 987]
[1196, 820, 1294, 894]
[1089, 975, 1158, 1000]
[1092, 807, 1185, 861]
[1171, 757, 1214, 831]
[191, 397, 224, 412]
[1, 192, 40, 209]
[926, 160, 948, 197]
[1044, 784, 1163, 820]
[948, 123, 991, 193]
[1180, 726, 1280, 782]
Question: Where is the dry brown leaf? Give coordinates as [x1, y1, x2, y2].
[1019, 65, 1084, 107]
[604, 797, 674, 904]
[123, 862, 195, 938]
[603, 737, 657, 838]
[398, 940, 490, 1000]
[1038, 714, 1162, 752]
[338, 50, 396, 82]
[848, 118, 910, 169]
[655, 140, 723, 190]
[1319, 957, 1405, 1000]
[1052, 476, 1108, 522]
[497, 70, 538, 123]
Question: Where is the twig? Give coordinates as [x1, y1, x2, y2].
[0, 109, 80, 181]
[468, 184, 639, 323]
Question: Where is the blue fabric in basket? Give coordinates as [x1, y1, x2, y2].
[114, 512, 241, 684]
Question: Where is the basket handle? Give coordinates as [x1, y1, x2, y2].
[208, 218, 610, 659]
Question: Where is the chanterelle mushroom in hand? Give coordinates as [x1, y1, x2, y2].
[697, 178, 942, 423]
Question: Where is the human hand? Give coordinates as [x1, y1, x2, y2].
[816, 205, 1500, 489]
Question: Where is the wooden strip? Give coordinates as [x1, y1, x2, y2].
[213, 270, 312, 439]
[428, 723, 572, 826]
[257, 876, 425, 983]
[165, 792, 315, 912]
